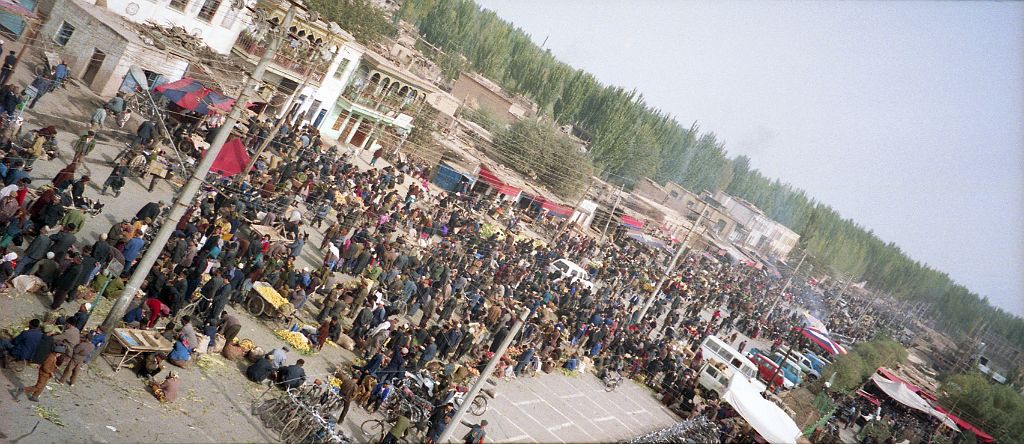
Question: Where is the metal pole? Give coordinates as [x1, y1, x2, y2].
[4, 19, 38, 87]
[764, 334, 796, 395]
[557, 179, 593, 238]
[242, 58, 317, 178]
[599, 183, 623, 243]
[766, 250, 807, 317]
[635, 207, 707, 325]
[437, 308, 530, 443]
[98, 5, 298, 343]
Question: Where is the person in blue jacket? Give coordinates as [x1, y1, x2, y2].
[0, 319, 43, 363]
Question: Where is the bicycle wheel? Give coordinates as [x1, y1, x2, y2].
[360, 419, 384, 439]
[251, 396, 280, 416]
[470, 394, 487, 416]
[280, 417, 310, 443]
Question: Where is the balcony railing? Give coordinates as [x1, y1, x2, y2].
[235, 34, 325, 84]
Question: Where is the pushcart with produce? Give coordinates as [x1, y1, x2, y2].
[246, 281, 294, 319]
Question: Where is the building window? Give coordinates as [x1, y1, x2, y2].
[54, 21, 75, 46]
[220, 5, 240, 28]
[334, 58, 350, 80]
[197, 0, 221, 22]
[168, 0, 189, 12]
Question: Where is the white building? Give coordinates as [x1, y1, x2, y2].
[85, 0, 253, 55]
[715, 192, 800, 261]
[232, 2, 365, 130]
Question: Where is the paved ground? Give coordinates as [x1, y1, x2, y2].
[479, 372, 679, 443]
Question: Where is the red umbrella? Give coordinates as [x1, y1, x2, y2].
[209, 139, 250, 177]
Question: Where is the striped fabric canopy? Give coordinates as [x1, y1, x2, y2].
[800, 327, 848, 355]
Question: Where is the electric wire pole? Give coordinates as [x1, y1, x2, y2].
[635, 207, 707, 325]
[437, 308, 530, 443]
[99, 3, 299, 341]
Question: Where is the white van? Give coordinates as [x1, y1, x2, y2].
[698, 335, 766, 395]
[547, 259, 595, 290]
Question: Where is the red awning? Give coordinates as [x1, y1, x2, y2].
[875, 368, 993, 442]
[477, 166, 521, 196]
[209, 138, 251, 176]
[932, 406, 994, 443]
[619, 215, 645, 229]
[542, 201, 573, 217]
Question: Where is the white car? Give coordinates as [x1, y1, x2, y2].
[547, 259, 595, 290]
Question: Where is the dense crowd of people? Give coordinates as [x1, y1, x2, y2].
[0, 66, 921, 443]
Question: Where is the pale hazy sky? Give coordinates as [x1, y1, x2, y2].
[475, 0, 1024, 316]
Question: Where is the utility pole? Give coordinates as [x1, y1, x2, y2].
[438, 308, 530, 443]
[243, 45, 322, 177]
[764, 329, 800, 395]
[99, 4, 298, 341]
[557, 179, 593, 239]
[600, 182, 624, 243]
[767, 250, 807, 317]
[4, 18, 39, 87]
[635, 207, 707, 325]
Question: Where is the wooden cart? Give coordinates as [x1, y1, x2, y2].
[246, 281, 293, 318]
[103, 328, 173, 372]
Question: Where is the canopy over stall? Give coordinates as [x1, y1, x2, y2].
[476, 166, 521, 197]
[870, 373, 959, 431]
[619, 214, 645, 229]
[800, 327, 847, 356]
[155, 77, 235, 115]
[722, 375, 803, 444]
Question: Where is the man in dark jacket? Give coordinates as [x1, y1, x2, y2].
[135, 201, 164, 222]
[0, 319, 42, 362]
[47, 224, 77, 261]
[278, 359, 306, 390]
[15, 233, 51, 275]
[91, 233, 113, 265]
[51, 252, 83, 309]
[246, 354, 274, 383]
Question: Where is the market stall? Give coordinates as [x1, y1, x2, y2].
[722, 374, 803, 444]
[103, 328, 173, 372]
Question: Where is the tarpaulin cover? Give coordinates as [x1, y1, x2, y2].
[800, 327, 847, 355]
[801, 311, 828, 333]
[870, 373, 958, 431]
[874, 368, 993, 442]
[476, 166, 521, 196]
[209, 139, 250, 176]
[722, 375, 802, 444]
[522, 193, 573, 217]
[619, 214, 645, 229]
[626, 230, 669, 250]
[155, 78, 234, 115]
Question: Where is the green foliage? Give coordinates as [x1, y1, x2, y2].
[493, 120, 592, 198]
[306, 0, 397, 44]
[940, 372, 1024, 444]
[818, 337, 908, 393]
[460, 107, 500, 133]
[399, 0, 1024, 348]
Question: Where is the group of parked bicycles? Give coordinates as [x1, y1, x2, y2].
[251, 384, 351, 444]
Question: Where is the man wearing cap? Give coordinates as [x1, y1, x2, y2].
[28, 251, 59, 288]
